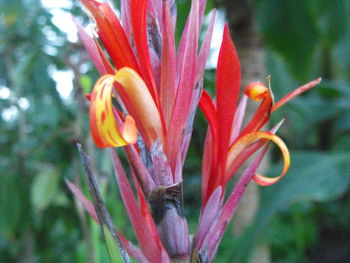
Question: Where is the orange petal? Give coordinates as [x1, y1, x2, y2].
[245, 81, 268, 101]
[114, 67, 164, 148]
[90, 74, 138, 148]
[226, 131, 290, 186]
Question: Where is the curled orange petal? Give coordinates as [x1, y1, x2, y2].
[226, 131, 290, 186]
[90, 74, 138, 148]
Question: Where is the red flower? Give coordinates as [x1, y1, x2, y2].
[67, 0, 321, 262]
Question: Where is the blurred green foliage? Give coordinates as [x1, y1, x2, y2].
[0, 0, 349, 262]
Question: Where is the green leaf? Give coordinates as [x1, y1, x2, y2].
[315, 0, 347, 48]
[31, 164, 60, 211]
[256, 0, 318, 81]
[0, 172, 30, 233]
[103, 226, 125, 263]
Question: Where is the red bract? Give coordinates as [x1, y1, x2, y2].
[67, 0, 321, 262]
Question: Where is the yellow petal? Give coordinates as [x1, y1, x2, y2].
[90, 74, 137, 147]
[114, 67, 164, 148]
[226, 131, 290, 186]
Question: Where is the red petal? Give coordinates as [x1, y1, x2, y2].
[240, 92, 273, 137]
[131, 0, 160, 109]
[199, 90, 220, 202]
[216, 24, 241, 185]
[118, 234, 149, 263]
[97, 3, 141, 72]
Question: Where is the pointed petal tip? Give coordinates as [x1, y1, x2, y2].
[272, 77, 322, 112]
[252, 132, 290, 186]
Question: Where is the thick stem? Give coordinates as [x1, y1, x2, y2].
[148, 183, 190, 259]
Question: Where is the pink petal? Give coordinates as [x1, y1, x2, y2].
[166, 0, 199, 172]
[230, 95, 248, 144]
[120, 0, 132, 39]
[124, 144, 156, 195]
[112, 151, 162, 262]
[118, 234, 150, 263]
[195, 186, 222, 249]
[160, 1, 177, 127]
[150, 139, 174, 186]
[195, 10, 216, 83]
[65, 179, 99, 223]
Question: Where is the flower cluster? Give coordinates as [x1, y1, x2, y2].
[67, 0, 320, 262]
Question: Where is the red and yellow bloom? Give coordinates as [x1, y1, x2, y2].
[69, 0, 321, 262]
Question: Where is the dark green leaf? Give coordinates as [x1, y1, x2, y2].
[257, 0, 318, 81]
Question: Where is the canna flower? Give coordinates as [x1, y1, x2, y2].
[193, 24, 320, 261]
[67, 0, 321, 262]
[73, 0, 214, 261]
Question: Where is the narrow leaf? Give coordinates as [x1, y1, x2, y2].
[103, 226, 126, 263]
[77, 144, 130, 263]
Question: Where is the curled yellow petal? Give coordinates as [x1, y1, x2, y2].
[226, 131, 290, 186]
[90, 74, 138, 148]
[114, 67, 164, 148]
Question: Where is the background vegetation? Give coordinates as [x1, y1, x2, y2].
[1, 0, 349, 262]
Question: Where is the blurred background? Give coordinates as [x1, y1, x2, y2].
[0, 0, 349, 262]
